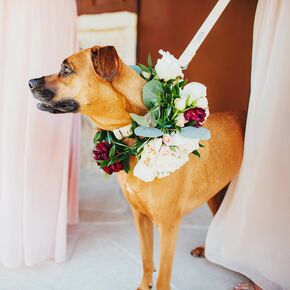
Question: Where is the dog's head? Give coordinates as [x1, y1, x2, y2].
[29, 46, 145, 130]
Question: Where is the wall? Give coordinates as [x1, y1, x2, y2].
[77, 11, 138, 171]
[138, 0, 258, 112]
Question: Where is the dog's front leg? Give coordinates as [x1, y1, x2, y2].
[132, 209, 154, 290]
[156, 222, 180, 290]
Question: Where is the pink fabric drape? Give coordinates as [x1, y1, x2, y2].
[205, 1, 290, 289]
[0, 0, 79, 268]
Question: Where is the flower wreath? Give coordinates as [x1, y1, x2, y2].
[93, 50, 211, 182]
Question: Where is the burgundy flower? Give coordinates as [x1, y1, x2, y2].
[102, 162, 124, 175]
[93, 141, 124, 174]
[103, 166, 113, 175]
[93, 141, 111, 164]
[111, 162, 124, 172]
[184, 107, 206, 127]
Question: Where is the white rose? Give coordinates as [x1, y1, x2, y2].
[181, 82, 207, 105]
[155, 50, 184, 81]
[196, 96, 208, 109]
[175, 113, 186, 127]
[174, 97, 187, 111]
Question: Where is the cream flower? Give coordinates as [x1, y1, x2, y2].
[133, 139, 162, 182]
[156, 146, 189, 179]
[162, 134, 173, 146]
[155, 50, 184, 81]
[181, 82, 207, 106]
[175, 113, 186, 127]
[174, 97, 187, 111]
[133, 133, 200, 182]
[133, 161, 156, 182]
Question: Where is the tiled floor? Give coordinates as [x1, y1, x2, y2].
[0, 171, 247, 290]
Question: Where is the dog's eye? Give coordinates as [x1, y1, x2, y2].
[61, 66, 72, 77]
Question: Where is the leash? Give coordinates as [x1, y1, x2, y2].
[113, 0, 231, 141]
[178, 0, 231, 69]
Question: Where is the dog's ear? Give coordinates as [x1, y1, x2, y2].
[91, 46, 119, 82]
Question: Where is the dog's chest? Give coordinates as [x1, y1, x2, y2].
[117, 173, 159, 219]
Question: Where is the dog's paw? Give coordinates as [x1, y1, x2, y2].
[137, 284, 152, 290]
[191, 246, 205, 257]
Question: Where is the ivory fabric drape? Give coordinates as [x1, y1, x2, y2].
[205, 1, 290, 289]
[0, 0, 79, 268]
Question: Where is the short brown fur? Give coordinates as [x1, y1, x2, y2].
[33, 46, 244, 290]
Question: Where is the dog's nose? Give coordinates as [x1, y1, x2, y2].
[28, 77, 44, 90]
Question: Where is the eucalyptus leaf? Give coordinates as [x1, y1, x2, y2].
[134, 126, 163, 138]
[151, 110, 159, 127]
[180, 127, 211, 140]
[143, 79, 163, 109]
[130, 113, 150, 127]
[129, 65, 142, 75]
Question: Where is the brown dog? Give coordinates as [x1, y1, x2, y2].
[29, 46, 244, 290]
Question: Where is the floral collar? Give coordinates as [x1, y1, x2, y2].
[93, 50, 211, 182]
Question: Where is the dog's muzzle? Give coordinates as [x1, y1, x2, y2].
[29, 77, 54, 101]
[28, 77, 79, 114]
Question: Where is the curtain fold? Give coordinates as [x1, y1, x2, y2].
[0, 0, 79, 268]
[205, 1, 290, 289]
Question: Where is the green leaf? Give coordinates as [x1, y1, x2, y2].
[147, 53, 153, 68]
[100, 159, 110, 168]
[109, 146, 116, 158]
[178, 80, 187, 88]
[165, 106, 172, 118]
[138, 63, 150, 73]
[180, 127, 211, 140]
[193, 150, 201, 158]
[143, 79, 163, 109]
[134, 126, 163, 138]
[93, 131, 104, 144]
[130, 113, 150, 127]
[187, 120, 197, 126]
[123, 158, 130, 173]
[199, 143, 205, 148]
[108, 156, 119, 166]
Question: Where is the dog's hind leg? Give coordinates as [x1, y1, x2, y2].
[191, 184, 229, 257]
[156, 221, 180, 290]
[132, 209, 154, 290]
[207, 183, 228, 215]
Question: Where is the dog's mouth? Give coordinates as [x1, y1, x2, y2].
[30, 86, 79, 114]
[37, 99, 79, 114]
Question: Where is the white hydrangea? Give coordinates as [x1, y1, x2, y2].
[133, 133, 200, 182]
